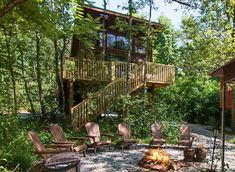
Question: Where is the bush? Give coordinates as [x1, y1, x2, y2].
[230, 138, 235, 144]
[0, 132, 36, 170]
[113, 94, 184, 143]
[0, 115, 37, 171]
[0, 115, 61, 171]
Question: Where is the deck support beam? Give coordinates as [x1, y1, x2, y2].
[64, 80, 74, 121]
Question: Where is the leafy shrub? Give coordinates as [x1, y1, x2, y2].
[0, 132, 36, 170]
[161, 122, 180, 144]
[230, 138, 235, 144]
[113, 94, 184, 143]
[0, 116, 37, 171]
[97, 115, 123, 143]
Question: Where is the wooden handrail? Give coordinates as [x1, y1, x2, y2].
[66, 58, 175, 129]
[63, 58, 137, 81]
[146, 62, 175, 84]
[71, 63, 145, 129]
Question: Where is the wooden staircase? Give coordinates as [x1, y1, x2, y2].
[63, 58, 175, 129]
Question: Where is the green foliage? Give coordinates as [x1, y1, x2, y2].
[230, 138, 235, 144]
[154, 15, 179, 65]
[114, 94, 184, 143]
[0, 113, 79, 171]
[97, 116, 123, 143]
[120, 95, 155, 138]
[161, 122, 180, 144]
[156, 75, 220, 124]
[0, 116, 36, 170]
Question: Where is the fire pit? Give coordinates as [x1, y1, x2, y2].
[138, 148, 185, 171]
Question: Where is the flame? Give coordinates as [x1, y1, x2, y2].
[146, 148, 170, 166]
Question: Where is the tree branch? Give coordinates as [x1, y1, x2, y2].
[172, 0, 191, 7]
[0, 0, 27, 18]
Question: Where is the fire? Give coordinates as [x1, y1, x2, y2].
[146, 148, 170, 166]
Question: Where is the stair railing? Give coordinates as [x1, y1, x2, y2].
[71, 63, 145, 129]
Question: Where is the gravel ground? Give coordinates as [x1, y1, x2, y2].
[80, 124, 235, 172]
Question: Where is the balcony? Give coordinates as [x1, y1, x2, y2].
[63, 57, 175, 86]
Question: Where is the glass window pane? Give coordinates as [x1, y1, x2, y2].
[107, 34, 116, 48]
[116, 36, 128, 51]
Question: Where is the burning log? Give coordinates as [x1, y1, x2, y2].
[139, 148, 186, 171]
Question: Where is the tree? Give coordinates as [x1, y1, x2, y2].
[0, 0, 89, 117]
[154, 15, 178, 66]
[0, 0, 27, 18]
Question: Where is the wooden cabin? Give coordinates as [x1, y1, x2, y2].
[71, 5, 160, 62]
[211, 57, 235, 133]
[63, 5, 175, 129]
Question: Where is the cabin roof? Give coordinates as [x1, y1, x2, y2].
[83, 5, 160, 28]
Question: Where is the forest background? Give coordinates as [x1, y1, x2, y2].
[0, 0, 234, 171]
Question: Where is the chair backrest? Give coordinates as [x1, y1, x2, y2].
[118, 122, 131, 139]
[50, 124, 67, 142]
[85, 122, 101, 143]
[179, 124, 191, 140]
[151, 123, 163, 139]
[28, 131, 49, 160]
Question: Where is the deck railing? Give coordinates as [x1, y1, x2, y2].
[64, 58, 175, 129]
[146, 62, 175, 84]
[63, 57, 137, 81]
[71, 63, 145, 129]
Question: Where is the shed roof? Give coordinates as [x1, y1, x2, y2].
[210, 57, 235, 83]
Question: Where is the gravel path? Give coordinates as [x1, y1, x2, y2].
[80, 124, 235, 172]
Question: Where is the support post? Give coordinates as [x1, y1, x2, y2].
[65, 80, 74, 121]
[221, 83, 226, 171]
[232, 86, 235, 134]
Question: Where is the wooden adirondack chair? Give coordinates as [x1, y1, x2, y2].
[178, 124, 195, 147]
[85, 122, 112, 153]
[117, 122, 139, 151]
[28, 131, 72, 160]
[50, 124, 87, 157]
[149, 123, 166, 147]
[28, 131, 81, 172]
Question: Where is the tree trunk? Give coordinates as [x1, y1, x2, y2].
[15, 26, 35, 116]
[59, 37, 67, 112]
[35, 31, 46, 118]
[0, 0, 27, 18]
[233, 5, 235, 47]
[144, 0, 153, 94]
[126, 0, 133, 95]
[54, 39, 60, 110]
[3, 26, 17, 113]
[103, 0, 107, 9]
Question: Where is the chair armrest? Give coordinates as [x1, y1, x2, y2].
[191, 133, 198, 141]
[67, 137, 88, 145]
[45, 144, 73, 148]
[101, 133, 113, 141]
[86, 135, 96, 143]
[118, 133, 123, 137]
[52, 141, 74, 144]
[67, 137, 88, 141]
[34, 149, 68, 154]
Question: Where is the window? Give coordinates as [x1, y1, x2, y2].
[107, 34, 129, 51]
[116, 36, 128, 51]
[134, 37, 146, 54]
[107, 34, 116, 48]
[98, 32, 104, 47]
